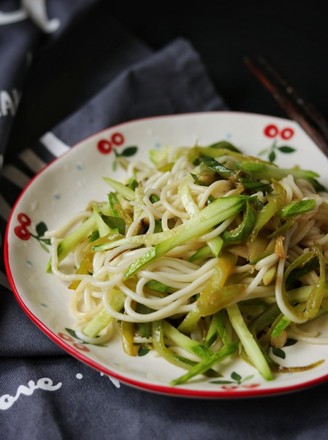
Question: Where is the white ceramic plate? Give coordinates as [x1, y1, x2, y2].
[5, 112, 328, 398]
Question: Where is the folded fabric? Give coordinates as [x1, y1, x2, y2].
[0, 3, 227, 437]
[0, 0, 103, 167]
[0, 35, 225, 357]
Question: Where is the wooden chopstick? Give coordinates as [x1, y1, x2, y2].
[244, 56, 328, 157]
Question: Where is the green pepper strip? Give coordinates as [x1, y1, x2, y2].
[194, 147, 270, 164]
[271, 197, 315, 240]
[222, 200, 256, 244]
[151, 321, 199, 370]
[280, 199, 316, 219]
[251, 180, 286, 240]
[199, 156, 272, 192]
[152, 320, 226, 380]
[239, 161, 320, 182]
[270, 197, 316, 243]
[268, 218, 295, 239]
[199, 156, 232, 179]
[281, 245, 326, 323]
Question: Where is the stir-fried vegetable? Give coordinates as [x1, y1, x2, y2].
[46, 140, 328, 386]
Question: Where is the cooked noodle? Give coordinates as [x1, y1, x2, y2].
[46, 142, 328, 383]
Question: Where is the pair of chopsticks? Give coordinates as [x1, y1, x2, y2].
[244, 56, 328, 157]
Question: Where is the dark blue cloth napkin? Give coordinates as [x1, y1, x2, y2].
[1, 2, 328, 440]
[0, 2, 224, 357]
[0, 0, 224, 437]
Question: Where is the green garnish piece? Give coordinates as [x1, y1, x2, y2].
[280, 199, 316, 219]
[240, 161, 319, 182]
[222, 200, 256, 244]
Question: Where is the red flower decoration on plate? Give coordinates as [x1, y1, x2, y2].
[14, 213, 51, 251]
[263, 124, 294, 140]
[97, 131, 125, 154]
[14, 213, 32, 240]
[96, 130, 138, 170]
[58, 331, 91, 353]
[260, 123, 296, 162]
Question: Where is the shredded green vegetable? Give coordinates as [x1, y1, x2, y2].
[47, 140, 328, 386]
